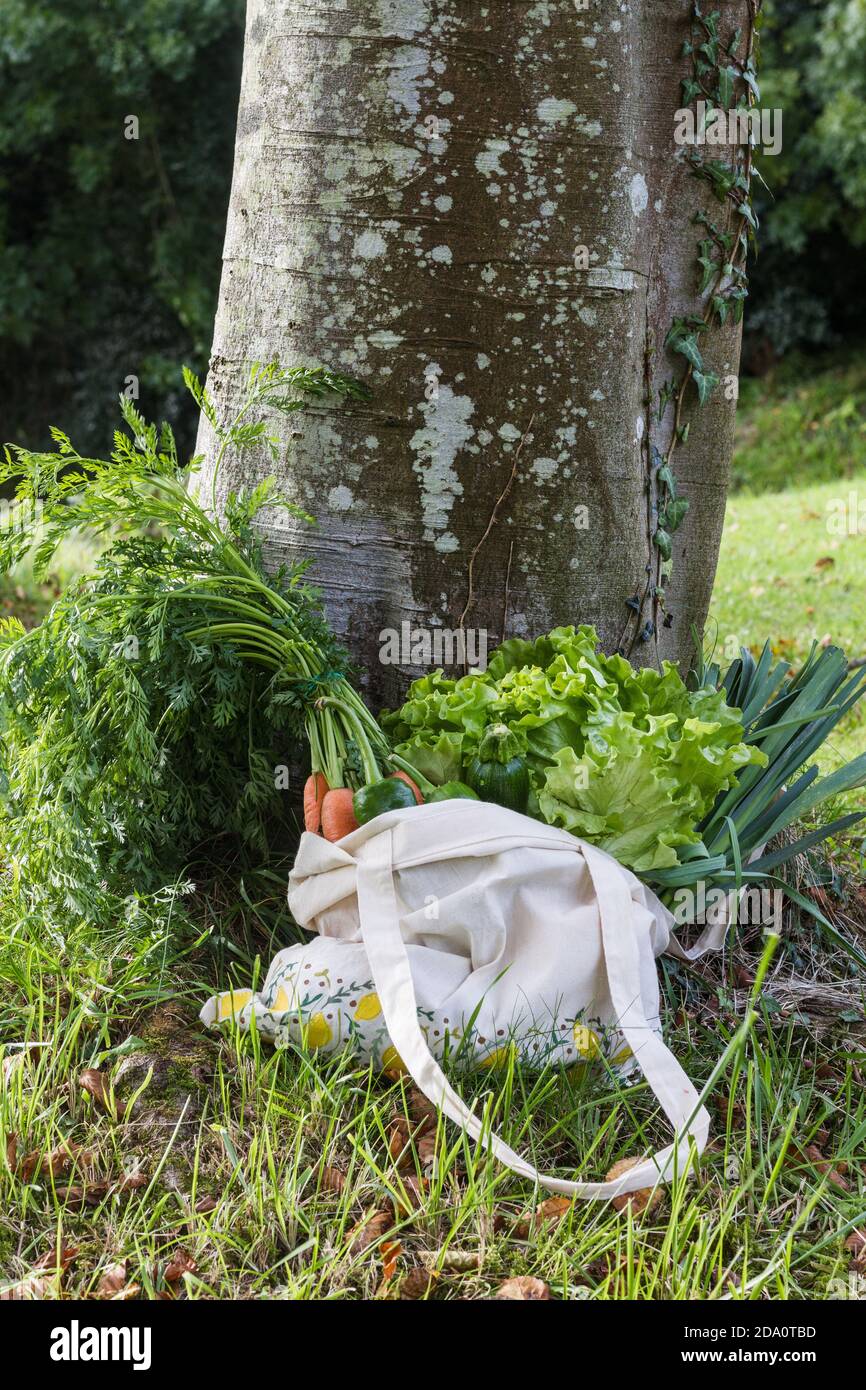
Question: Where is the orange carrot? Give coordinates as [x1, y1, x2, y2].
[303, 771, 329, 833]
[321, 788, 358, 842]
[390, 769, 423, 804]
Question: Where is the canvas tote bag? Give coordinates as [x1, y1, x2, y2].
[202, 800, 712, 1201]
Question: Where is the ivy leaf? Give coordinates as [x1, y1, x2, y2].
[661, 497, 690, 533]
[693, 370, 720, 405]
[657, 380, 676, 422]
[665, 320, 705, 373]
[653, 528, 673, 562]
[717, 65, 738, 108]
[698, 254, 717, 294]
[743, 66, 760, 101]
[703, 11, 719, 40]
[691, 158, 738, 202]
[658, 463, 677, 498]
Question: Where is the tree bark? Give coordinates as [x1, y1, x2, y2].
[197, 0, 752, 708]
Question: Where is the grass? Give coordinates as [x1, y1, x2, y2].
[710, 474, 866, 771]
[0, 534, 97, 630]
[1, 350, 866, 1301]
[2, 890, 864, 1300]
[731, 349, 866, 496]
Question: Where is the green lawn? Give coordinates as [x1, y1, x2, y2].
[731, 350, 866, 496]
[710, 474, 866, 769]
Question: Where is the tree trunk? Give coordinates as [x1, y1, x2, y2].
[197, 0, 753, 708]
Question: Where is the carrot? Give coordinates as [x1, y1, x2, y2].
[321, 788, 358, 842]
[303, 771, 329, 833]
[389, 769, 423, 804]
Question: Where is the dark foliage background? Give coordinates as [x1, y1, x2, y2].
[1, 0, 864, 456]
[745, 0, 866, 369]
[0, 0, 245, 458]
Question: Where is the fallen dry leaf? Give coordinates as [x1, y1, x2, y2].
[845, 1230, 866, 1266]
[54, 1183, 107, 1208]
[349, 1207, 393, 1255]
[164, 1248, 197, 1283]
[605, 1157, 662, 1216]
[496, 1275, 550, 1300]
[17, 1150, 41, 1182]
[380, 1240, 402, 1284]
[393, 1173, 427, 1216]
[79, 1068, 114, 1116]
[96, 1262, 129, 1298]
[400, 1267, 439, 1300]
[0, 1274, 56, 1300]
[116, 1172, 147, 1193]
[515, 1195, 572, 1239]
[109, 1283, 142, 1301]
[54, 1172, 144, 1209]
[5, 1134, 16, 1172]
[2, 1046, 41, 1084]
[1, 1243, 78, 1300]
[388, 1118, 411, 1167]
[16, 1141, 92, 1182]
[34, 1242, 79, 1273]
[814, 556, 835, 570]
[318, 1165, 345, 1195]
[407, 1087, 437, 1133]
[42, 1143, 80, 1177]
[194, 1195, 218, 1215]
[789, 1144, 850, 1191]
[417, 1132, 437, 1170]
[424, 1248, 481, 1274]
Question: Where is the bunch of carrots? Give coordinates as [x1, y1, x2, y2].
[301, 691, 421, 841]
[301, 693, 479, 841]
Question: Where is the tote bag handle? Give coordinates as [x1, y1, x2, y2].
[355, 828, 710, 1200]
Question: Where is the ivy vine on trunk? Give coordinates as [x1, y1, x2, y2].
[620, 0, 762, 664]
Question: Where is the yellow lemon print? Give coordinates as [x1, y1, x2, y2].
[217, 989, 253, 1022]
[269, 985, 290, 1012]
[611, 1044, 633, 1066]
[381, 1045, 407, 1079]
[572, 1024, 601, 1060]
[305, 1013, 332, 1049]
[480, 1044, 515, 1071]
[354, 992, 382, 1022]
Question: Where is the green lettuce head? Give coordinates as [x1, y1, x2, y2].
[382, 625, 766, 874]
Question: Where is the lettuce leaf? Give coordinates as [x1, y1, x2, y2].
[537, 733, 699, 872]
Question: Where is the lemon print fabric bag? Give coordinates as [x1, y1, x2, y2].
[201, 799, 709, 1201]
